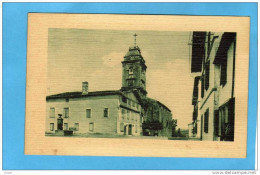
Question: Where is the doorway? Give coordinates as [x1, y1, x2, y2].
[57, 118, 63, 130]
[200, 115, 203, 140]
[124, 125, 127, 135]
[128, 124, 132, 135]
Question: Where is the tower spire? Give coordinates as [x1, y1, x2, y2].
[133, 33, 138, 47]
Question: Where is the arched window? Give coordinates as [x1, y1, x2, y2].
[129, 67, 133, 75]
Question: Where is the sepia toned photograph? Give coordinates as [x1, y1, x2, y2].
[45, 29, 236, 142]
[25, 14, 249, 158]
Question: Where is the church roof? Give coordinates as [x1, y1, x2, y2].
[46, 90, 124, 100]
[157, 100, 171, 113]
[123, 46, 147, 69]
[124, 46, 142, 57]
[145, 97, 172, 113]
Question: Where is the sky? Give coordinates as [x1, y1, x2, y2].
[47, 28, 194, 129]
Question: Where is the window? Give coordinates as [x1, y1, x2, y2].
[205, 61, 210, 90]
[66, 98, 69, 102]
[122, 109, 125, 119]
[204, 109, 209, 133]
[74, 123, 79, 131]
[218, 99, 235, 139]
[220, 51, 228, 86]
[201, 76, 204, 98]
[129, 67, 133, 75]
[49, 108, 55, 118]
[128, 66, 135, 78]
[218, 106, 231, 138]
[104, 108, 108, 118]
[86, 109, 91, 118]
[50, 123, 54, 131]
[135, 125, 138, 133]
[64, 108, 69, 118]
[120, 123, 124, 132]
[122, 96, 127, 103]
[89, 123, 94, 132]
[201, 114, 204, 133]
[127, 111, 130, 120]
[64, 123, 68, 130]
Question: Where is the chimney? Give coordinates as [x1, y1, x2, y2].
[82, 82, 89, 95]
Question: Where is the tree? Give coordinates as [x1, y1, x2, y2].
[142, 121, 163, 130]
[172, 119, 178, 137]
[178, 128, 181, 137]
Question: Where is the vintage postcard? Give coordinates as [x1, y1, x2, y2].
[25, 14, 249, 158]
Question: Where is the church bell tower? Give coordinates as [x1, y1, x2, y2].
[121, 34, 147, 97]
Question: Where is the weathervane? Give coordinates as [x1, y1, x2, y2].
[133, 33, 138, 46]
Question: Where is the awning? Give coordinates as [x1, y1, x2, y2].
[214, 32, 236, 64]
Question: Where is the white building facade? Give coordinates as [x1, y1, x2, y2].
[46, 83, 142, 136]
[190, 32, 236, 141]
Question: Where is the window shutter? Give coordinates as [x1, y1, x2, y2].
[204, 109, 209, 133]
[201, 76, 204, 98]
[205, 61, 210, 90]
[220, 51, 228, 86]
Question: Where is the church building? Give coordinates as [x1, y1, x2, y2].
[46, 35, 173, 137]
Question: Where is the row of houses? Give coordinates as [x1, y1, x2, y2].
[188, 31, 236, 141]
[46, 43, 173, 137]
